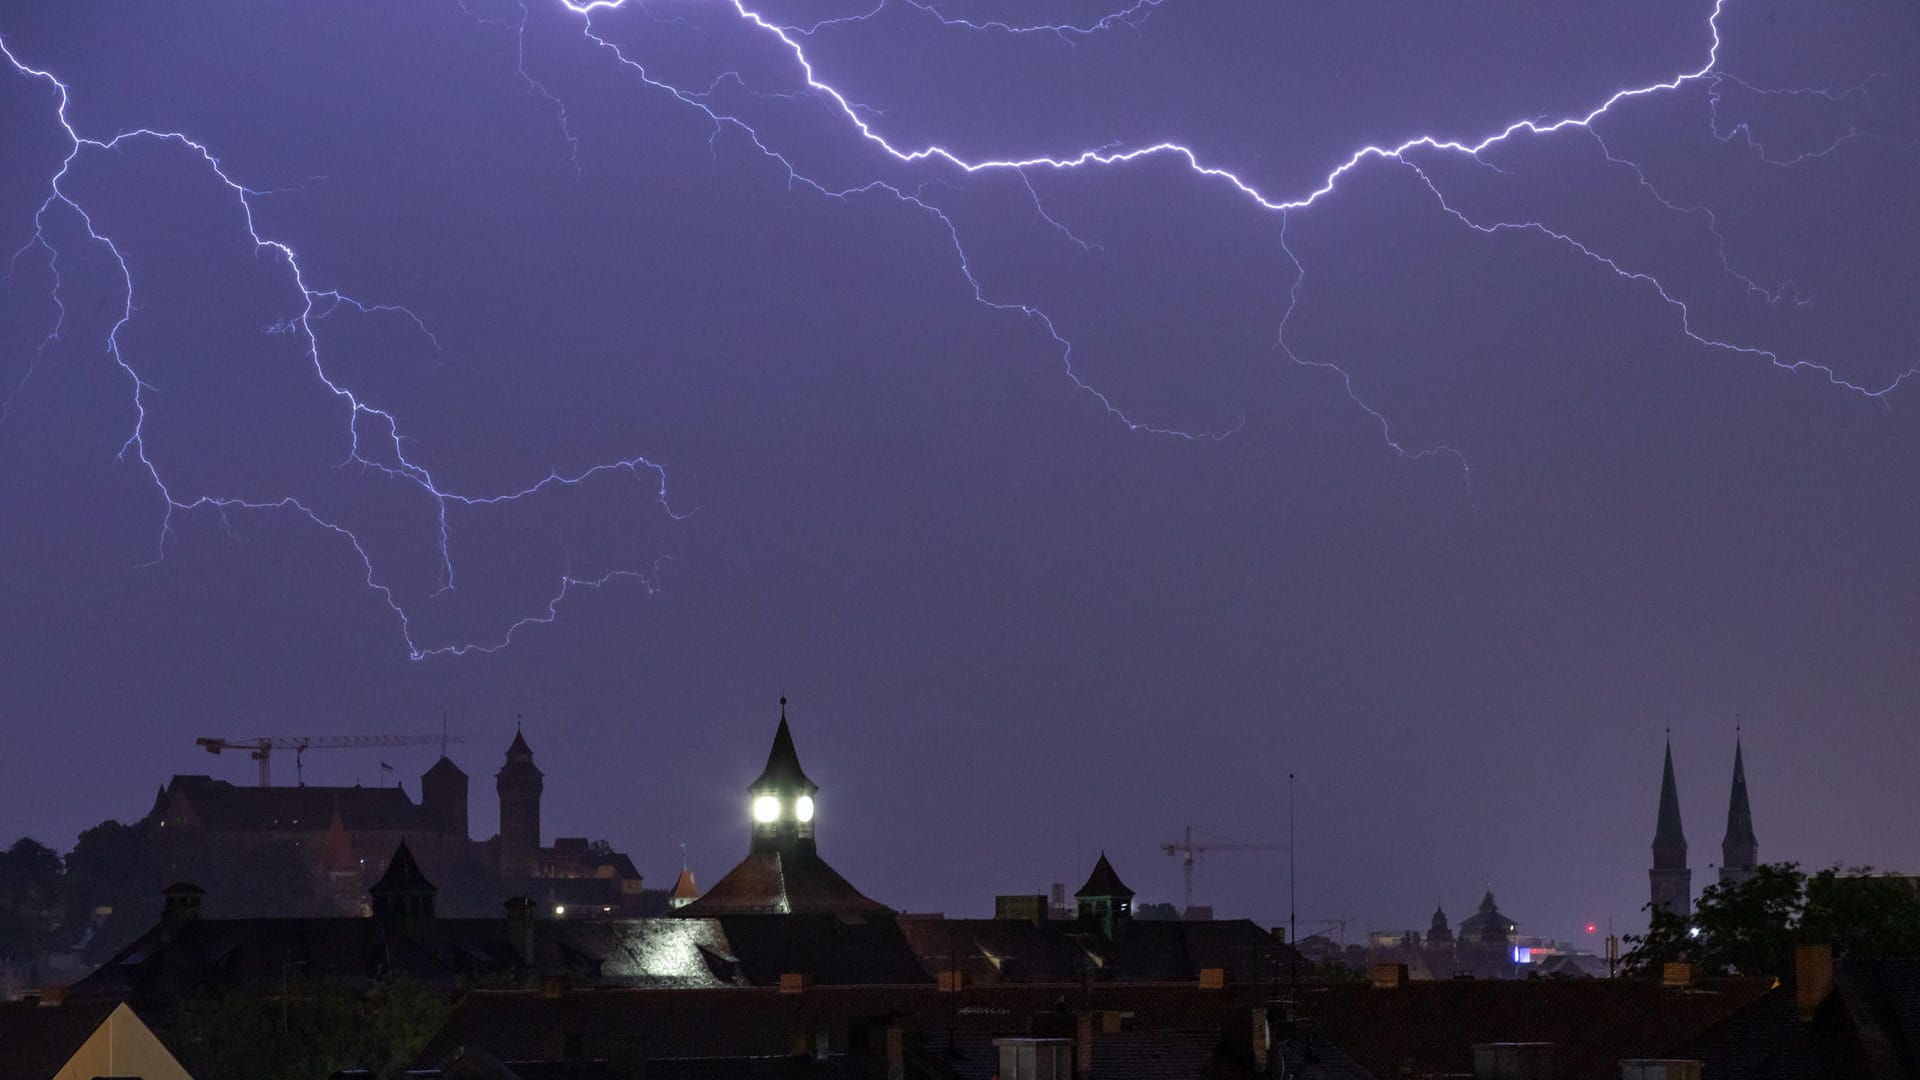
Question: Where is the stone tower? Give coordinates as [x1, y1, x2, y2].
[496, 728, 543, 878]
[1650, 740, 1691, 919]
[421, 756, 469, 839]
[1719, 735, 1758, 888]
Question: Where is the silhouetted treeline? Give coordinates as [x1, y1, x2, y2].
[0, 822, 157, 963]
[1625, 863, 1920, 977]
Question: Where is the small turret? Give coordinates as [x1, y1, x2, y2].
[1074, 853, 1135, 939]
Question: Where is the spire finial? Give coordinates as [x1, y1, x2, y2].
[680, 840, 688, 870]
[516, 712, 522, 732]
[780, 695, 787, 719]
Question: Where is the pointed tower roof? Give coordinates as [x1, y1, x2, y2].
[424, 756, 467, 781]
[370, 840, 436, 896]
[749, 700, 816, 793]
[671, 867, 700, 902]
[499, 727, 542, 780]
[1075, 853, 1135, 900]
[1654, 740, 1686, 851]
[1722, 736, 1757, 850]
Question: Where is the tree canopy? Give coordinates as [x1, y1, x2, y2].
[1625, 863, 1920, 978]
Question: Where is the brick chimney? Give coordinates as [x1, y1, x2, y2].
[1795, 943, 1833, 1021]
[504, 896, 535, 963]
[1076, 1013, 1094, 1079]
[1371, 962, 1409, 989]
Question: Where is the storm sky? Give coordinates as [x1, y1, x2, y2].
[2, 0, 1917, 942]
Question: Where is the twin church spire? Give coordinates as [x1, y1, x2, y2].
[1649, 732, 1760, 918]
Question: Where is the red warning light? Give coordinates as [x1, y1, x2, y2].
[1585, 923, 1598, 934]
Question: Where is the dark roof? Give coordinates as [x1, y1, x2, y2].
[750, 715, 816, 794]
[1295, 978, 1771, 1080]
[70, 915, 529, 1002]
[1655, 741, 1687, 852]
[508, 730, 534, 758]
[1723, 737, 1758, 852]
[154, 774, 432, 833]
[424, 756, 468, 781]
[1076, 853, 1135, 900]
[678, 850, 890, 917]
[419, 981, 1285, 1078]
[0, 998, 122, 1080]
[371, 840, 437, 895]
[1675, 958, 1920, 1080]
[900, 917, 1295, 986]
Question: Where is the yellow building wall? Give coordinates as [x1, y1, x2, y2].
[52, 1002, 194, 1080]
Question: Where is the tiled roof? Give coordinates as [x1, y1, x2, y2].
[678, 850, 890, 918]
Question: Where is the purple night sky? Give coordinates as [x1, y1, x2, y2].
[2, 0, 1917, 943]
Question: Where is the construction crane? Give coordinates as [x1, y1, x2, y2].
[1160, 825, 1283, 914]
[194, 734, 463, 787]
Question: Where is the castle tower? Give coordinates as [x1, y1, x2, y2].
[421, 756, 469, 839]
[1719, 735, 1758, 888]
[496, 728, 543, 878]
[1427, 903, 1453, 947]
[1650, 740, 1692, 919]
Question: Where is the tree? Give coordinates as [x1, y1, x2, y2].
[0, 838, 65, 958]
[1624, 862, 1920, 978]
[62, 819, 158, 960]
[170, 973, 452, 1080]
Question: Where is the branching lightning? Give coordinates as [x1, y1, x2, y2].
[2, 0, 1909, 656]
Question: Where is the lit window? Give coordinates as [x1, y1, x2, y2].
[795, 795, 815, 823]
[753, 795, 780, 823]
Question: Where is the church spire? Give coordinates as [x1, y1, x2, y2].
[1719, 732, 1758, 887]
[1649, 737, 1692, 918]
[1653, 740, 1687, 861]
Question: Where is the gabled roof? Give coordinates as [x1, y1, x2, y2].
[1075, 852, 1134, 899]
[1722, 737, 1757, 851]
[748, 715, 815, 793]
[1655, 740, 1687, 852]
[424, 756, 467, 781]
[676, 850, 888, 917]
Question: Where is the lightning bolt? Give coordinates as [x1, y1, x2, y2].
[3, 0, 1908, 656]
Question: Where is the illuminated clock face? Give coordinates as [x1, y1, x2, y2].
[752, 794, 780, 823]
[795, 795, 815, 823]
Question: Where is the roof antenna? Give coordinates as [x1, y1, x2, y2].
[680, 840, 689, 870]
[441, 712, 449, 760]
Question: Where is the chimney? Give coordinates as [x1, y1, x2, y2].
[1076, 1013, 1094, 1079]
[1471, 1042, 1556, 1080]
[1661, 961, 1693, 989]
[36, 985, 68, 1008]
[160, 882, 205, 943]
[539, 974, 569, 999]
[1199, 966, 1228, 989]
[1371, 963, 1409, 989]
[1795, 943, 1833, 1021]
[779, 972, 811, 994]
[505, 896, 535, 963]
[885, 1025, 905, 1080]
[1619, 1062, 1704, 1080]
